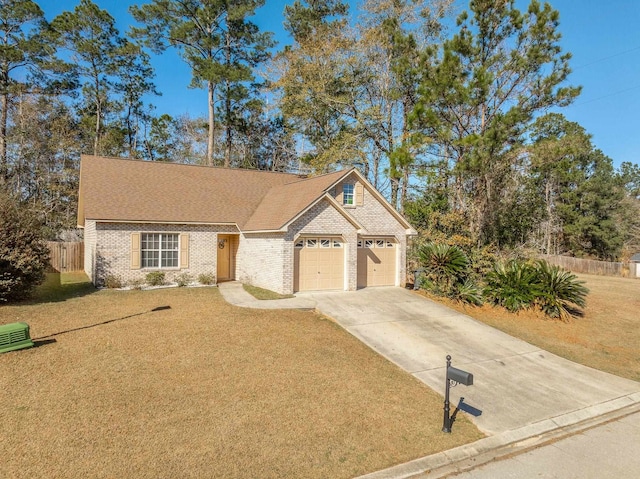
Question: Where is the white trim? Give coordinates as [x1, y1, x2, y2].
[342, 183, 355, 206]
[395, 241, 402, 286]
[140, 232, 180, 269]
[89, 218, 239, 227]
[344, 241, 349, 291]
[241, 230, 287, 236]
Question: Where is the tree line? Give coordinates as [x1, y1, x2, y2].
[1, 0, 639, 261]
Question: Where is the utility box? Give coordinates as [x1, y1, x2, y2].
[0, 322, 34, 353]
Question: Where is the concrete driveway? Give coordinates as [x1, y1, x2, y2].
[304, 287, 640, 435]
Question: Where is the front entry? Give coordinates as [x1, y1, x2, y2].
[216, 234, 236, 281]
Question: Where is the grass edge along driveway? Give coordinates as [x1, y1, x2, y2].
[0, 274, 482, 479]
[423, 273, 640, 382]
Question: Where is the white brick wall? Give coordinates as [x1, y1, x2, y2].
[91, 222, 237, 286]
[235, 233, 287, 293]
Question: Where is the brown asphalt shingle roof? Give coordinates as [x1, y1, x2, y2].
[242, 170, 349, 231]
[78, 155, 351, 231]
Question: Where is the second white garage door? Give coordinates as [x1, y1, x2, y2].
[294, 237, 344, 291]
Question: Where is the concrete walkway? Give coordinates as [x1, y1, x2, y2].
[217, 281, 316, 309]
[218, 283, 640, 477]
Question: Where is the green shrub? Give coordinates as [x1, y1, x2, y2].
[145, 271, 165, 286]
[129, 278, 145, 290]
[535, 260, 588, 320]
[175, 272, 193, 287]
[198, 273, 215, 285]
[418, 243, 469, 296]
[104, 274, 123, 289]
[0, 192, 50, 302]
[452, 279, 484, 306]
[484, 260, 539, 312]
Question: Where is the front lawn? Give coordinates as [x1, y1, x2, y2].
[0, 274, 482, 479]
[425, 274, 640, 382]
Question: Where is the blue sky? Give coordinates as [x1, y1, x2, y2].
[37, 0, 640, 167]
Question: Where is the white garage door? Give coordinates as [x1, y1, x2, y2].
[294, 237, 344, 291]
[357, 238, 396, 288]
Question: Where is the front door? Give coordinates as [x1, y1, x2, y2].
[217, 235, 232, 280]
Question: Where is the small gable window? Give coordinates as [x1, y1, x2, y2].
[141, 233, 179, 268]
[343, 184, 354, 205]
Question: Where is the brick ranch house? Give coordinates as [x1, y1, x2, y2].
[77, 155, 417, 294]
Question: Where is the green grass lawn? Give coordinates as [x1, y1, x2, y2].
[0, 273, 482, 479]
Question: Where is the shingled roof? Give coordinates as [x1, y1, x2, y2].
[242, 170, 348, 231]
[77, 155, 353, 231]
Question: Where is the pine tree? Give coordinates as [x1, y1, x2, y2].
[0, 0, 71, 183]
[412, 0, 580, 244]
[131, 0, 274, 167]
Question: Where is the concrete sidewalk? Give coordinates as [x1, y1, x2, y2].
[218, 283, 640, 478]
[217, 281, 316, 309]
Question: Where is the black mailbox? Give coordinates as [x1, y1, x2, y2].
[447, 366, 473, 386]
[443, 355, 475, 433]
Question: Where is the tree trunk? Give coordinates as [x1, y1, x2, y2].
[93, 68, 101, 156]
[0, 91, 7, 184]
[545, 179, 553, 254]
[390, 177, 399, 210]
[224, 31, 231, 169]
[225, 91, 231, 168]
[207, 81, 215, 166]
[400, 164, 410, 214]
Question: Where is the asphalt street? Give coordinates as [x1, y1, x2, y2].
[449, 411, 640, 479]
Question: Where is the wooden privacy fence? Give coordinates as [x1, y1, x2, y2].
[542, 255, 624, 277]
[47, 241, 84, 273]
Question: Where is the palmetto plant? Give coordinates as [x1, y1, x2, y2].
[453, 279, 484, 306]
[535, 260, 588, 320]
[418, 243, 469, 287]
[418, 243, 469, 297]
[484, 260, 540, 312]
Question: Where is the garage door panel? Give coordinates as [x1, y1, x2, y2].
[295, 238, 344, 292]
[358, 239, 396, 288]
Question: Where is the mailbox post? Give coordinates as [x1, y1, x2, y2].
[443, 355, 474, 433]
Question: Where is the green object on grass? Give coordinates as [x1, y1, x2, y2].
[0, 322, 34, 353]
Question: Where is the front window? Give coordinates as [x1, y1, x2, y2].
[343, 184, 354, 205]
[142, 233, 179, 268]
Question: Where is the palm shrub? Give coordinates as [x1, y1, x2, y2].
[418, 243, 470, 298]
[484, 260, 540, 312]
[452, 278, 484, 306]
[535, 260, 588, 319]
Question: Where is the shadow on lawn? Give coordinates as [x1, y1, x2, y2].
[24, 272, 97, 304]
[33, 306, 171, 341]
